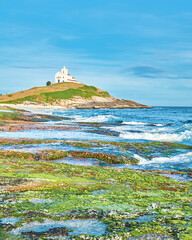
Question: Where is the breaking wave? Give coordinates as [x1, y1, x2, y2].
[74, 115, 123, 123]
[147, 123, 171, 127]
[119, 129, 192, 142]
[123, 122, 171, 127]
[138, 152, 192, 165]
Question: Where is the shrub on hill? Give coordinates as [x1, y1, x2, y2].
[46, 81, 51, 86]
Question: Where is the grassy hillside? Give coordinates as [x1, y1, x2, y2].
[0, 83, 110, 104]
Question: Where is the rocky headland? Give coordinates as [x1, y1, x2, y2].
[52, 95, 150, 109]
[0, 82, 151, 109]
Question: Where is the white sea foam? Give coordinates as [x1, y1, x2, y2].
[105, 125, 170, 134]
[133, 154, 148, 164]
[103, 123, 172, 135]
[152, 123, 167, 127]
[138, 152, 192, 165]
[74, 114, 123, 123]
[123, 121, 146, 125]
[120, 129, 192, 142]
[123, 122, 169, 127]
[120, 132, 181, 141]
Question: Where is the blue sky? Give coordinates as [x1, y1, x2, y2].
[0, 0, 192, 106]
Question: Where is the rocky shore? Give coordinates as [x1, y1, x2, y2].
[1, 105, 192, 239]
[0, 96, 151, 110]
[74, 96, 151, 109]
[35, 96, 151, 109]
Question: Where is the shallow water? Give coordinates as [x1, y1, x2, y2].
[0, 143, 82, 153]
[1, 217, 21, 224]
[29, 198, 53, 204]
[53, 157, 192, 182]
[124, 214, 156, 223]
[1, 141, 191, 173]
[0, 129, 117, 141]
[160, 173, 192, 182]
[53, 157, 113, 167]
[10, 219, 107, 236]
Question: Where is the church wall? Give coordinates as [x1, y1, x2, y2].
[54, 67, 81, 84]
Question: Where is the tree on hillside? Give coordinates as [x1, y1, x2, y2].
[46, 81, 51, 86]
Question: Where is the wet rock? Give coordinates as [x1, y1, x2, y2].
[128, 233, 175, 240]
[147, 203, 159, 210]
[87, 209, 101, 218]
[0, 176, 28, 187]
[0, 223, 16, 231]
[21, 226, 70, 238]
[23, 210, 49, 218]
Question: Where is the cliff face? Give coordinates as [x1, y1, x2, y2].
[0, 82, 151, 109]
[53, 96, 151, 109]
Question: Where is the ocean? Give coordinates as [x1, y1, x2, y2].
[0, 106, 192, 172]
[50, 106, 192, 144]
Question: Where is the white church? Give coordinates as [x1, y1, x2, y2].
[55, 66, 81, 84]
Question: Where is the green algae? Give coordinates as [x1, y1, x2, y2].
[0, 137, 192, 239]
[0, 111, 23, 121]
[0, 157, 192, 239]
[0, 138, 57, 145]
[0, 138, 191, 163]
[0, 149, 137, 164]
[91, 140, 192, 151]
[1, 138, 191, 168]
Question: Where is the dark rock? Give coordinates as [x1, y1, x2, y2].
[128, 233, 175, 240]
[21, 226, 70, 238]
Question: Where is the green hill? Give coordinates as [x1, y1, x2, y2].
[0, 82, 110, 104]
[0, 82, 150, 109]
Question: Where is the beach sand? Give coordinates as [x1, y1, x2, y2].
[0, 103, 68, 112]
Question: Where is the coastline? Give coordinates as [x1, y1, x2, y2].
[0, 82, 151, 110]
[0, 105, 192, 239]
[0, 102, 151, 112]
[0, 103, 68, 112]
